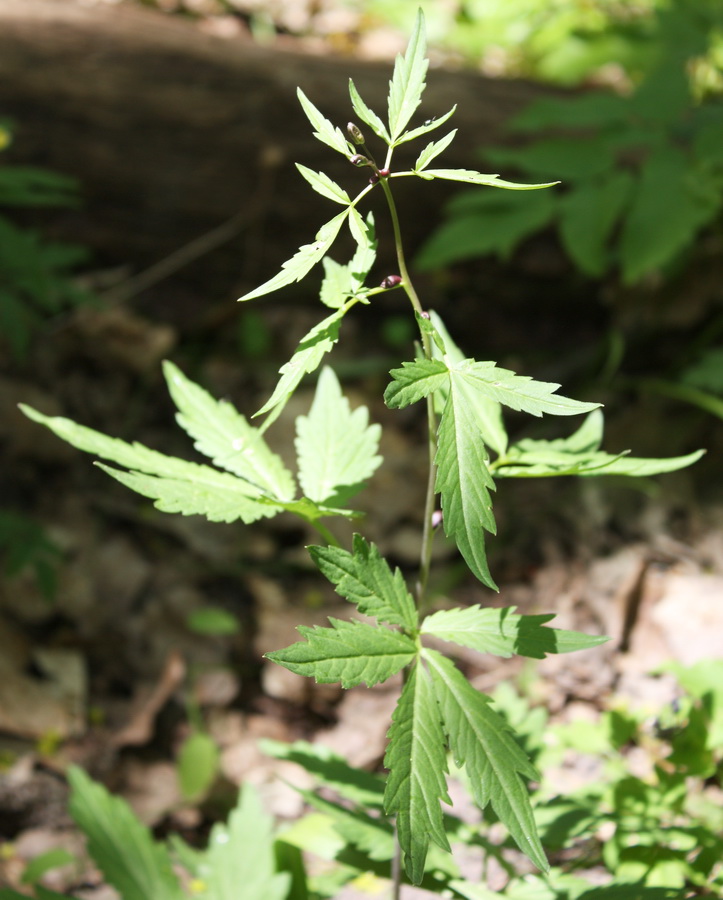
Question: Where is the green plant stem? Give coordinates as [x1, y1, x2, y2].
[380, 178, 438, 612]
[309, 519, 341, 547]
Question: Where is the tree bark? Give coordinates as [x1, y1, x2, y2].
[0, 0, 565, 300]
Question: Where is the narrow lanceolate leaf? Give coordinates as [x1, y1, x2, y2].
[348, 205, 369, 247]
[266, 618, 417, 688]
[97, 464, 277, 524]
[19, 406, 276, 524]
[67, 767, 185, 900]
[451, 361, 601, 418]
[384, 663, 451, 884]
[424, 650, 549, 872]
[435, 377, 498, 590]
[309, 533, 417, 629]
[421, 605, 609, 659]
[384, 358, 449, 409]
[349, 79, 391, 143]
[295, 164, 351, 206]
[297, 88, 351, 156]
[255, 309, 345, 419]
[415, 169, 558, 190]
[205, 786, 290, 900]
[414, 130, 458, 173]
[388, 8, 429, 141]
[295, 367, 382, 506]
[163, 361, 294, 500]
[397, 105, 457, 145]
[238, 209, 349, 302]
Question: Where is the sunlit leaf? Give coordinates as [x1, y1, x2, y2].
[414, 130, 458, 172]
[424, 650, 548, 872]
[388, 9, 429, 141]
[297, 88, 351, 157]
[349, 79, 391, 143]
[416, 168, 558, 190]
[266, 618, 417, 688]
[384, 663, 451, 884]
[384, 358, 449, 408]
[295, 164, 351, 206]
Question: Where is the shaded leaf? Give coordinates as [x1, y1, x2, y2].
[67, 767, 185, 900]
[266, 618, 417, 688]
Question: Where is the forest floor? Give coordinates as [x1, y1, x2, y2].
[1, 2, 723, 897]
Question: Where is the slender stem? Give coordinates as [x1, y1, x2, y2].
[309, 519, 341, 547]
[391, 819, 403, 900]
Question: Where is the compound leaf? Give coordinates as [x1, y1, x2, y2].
[421, 605, 609, 659]
[452, 361, 600, 418]
[296, 367, 381, 505]
[309, 533, 417, 629]
[163, 361, 294, 500]
[204, 785, 290, 900]
[384, 663, 451, 884]
[435, 376, 497, 590]
[239, 209, 349, 302]
[388, 9, 428, 141]
[266, 618, 417, 688]
[67, 767, 185, 900]
[20, 406, 276, 524]
[297, 88, 351, 157]
[397, 105, 457, 145]
[384, 358, 449, 409]
[255, 309, 345, 419]
[424, 650, 548, 872]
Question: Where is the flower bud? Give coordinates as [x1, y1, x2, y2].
[368, 172, 380, 185]
[349, 154, 371, 167]
[420, 310, 430, 319]
[380, 275, 402, 289]
[378, 168, 391, 178]
[347, 122, 366, 145]
[432, 509, 443, 529]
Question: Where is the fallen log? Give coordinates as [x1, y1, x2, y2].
[0, 0, 565, 301]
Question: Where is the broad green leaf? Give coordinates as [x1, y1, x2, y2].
[266, 618, 417, 688]
[260, 739, 385, 807]
[559, 172, 633, 277]
[97, 464, 278, 524]
[309, 533, 417, 629]
[415, 189, 557, 270]
[300, 789, 395, 863]
[384, 663, 451, 884]
[295, 164, 351, 206]
[297, 88, 351, 157]
[486, 137, 617, 182]
[451, 360, 601, 417]
[163, 361, 294, 500]
[67, 766, 185, 900]
[177, 731, 220, 801]
[619, 146, 719, 284]
[424, 650, 549, 872]
[204, 785, 290, 900]
[388, 9, 429, 141]
[396, 105, 457, 145]
[421, 605, 609, 659]
[319, 214, 377, 309]
[295, 366, 382, 505]
[275, 495, 361, 523]
[435, 376, 497, 590]
[384, 358, 449, 409]
[255, 309, 345, 419]
[238, 209, 349, 302]
[414, 130, 458, 172]
[427, 313, 508, 455]
[348, 79, 391, 143]
[319, 257, 352, 309]
[19, 406, 275, 524]
[416, 168, 558, 190]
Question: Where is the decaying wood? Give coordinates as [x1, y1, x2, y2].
[0, 0, 566, 299]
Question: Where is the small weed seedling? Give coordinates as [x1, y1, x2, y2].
[21, 10, 703, 893]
